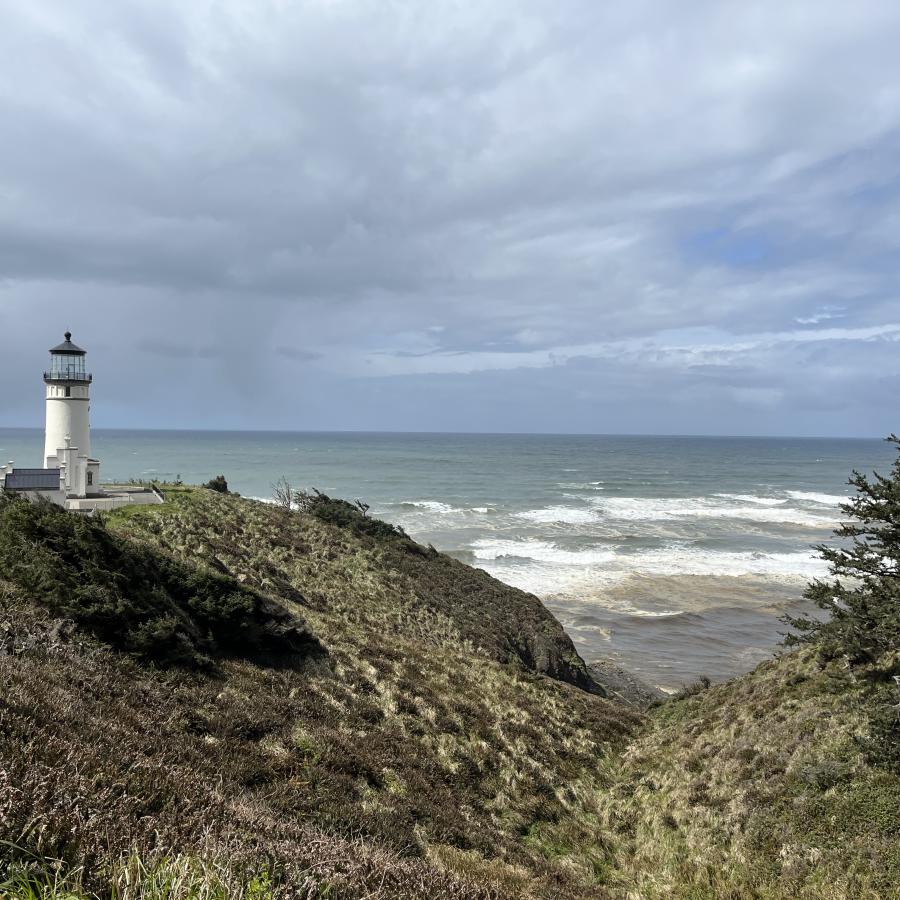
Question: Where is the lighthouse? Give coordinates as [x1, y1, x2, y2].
[43, 332, 100, 495]
[2, 333, 164, 510]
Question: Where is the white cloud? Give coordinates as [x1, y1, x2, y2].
[351, 323, 900, 377]
[794, 306, 847, 325]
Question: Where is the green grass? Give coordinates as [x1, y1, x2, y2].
[591, 650, 900, 898]
[0, 848, 275, 900]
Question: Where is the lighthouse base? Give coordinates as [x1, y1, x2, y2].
[45, 442, 101, 499]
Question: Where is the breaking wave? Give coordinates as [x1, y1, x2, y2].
[472, 539, 828, 597]
[473, 538, 826, 579]
[515, 506, 600, 525]
[471, 538, 616, 566]
[385, 491, 839, 532]
[396, 500, 457, 513]
[389, 500, 499, 518]
[627, 546, 828, 580]
[589, 496, 833, 527]
[714, 493, 786, 506]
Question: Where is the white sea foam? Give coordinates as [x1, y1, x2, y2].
[472, 539, 829, 598]
[590, 496, 833, 527]
[622, 608, 685, 618]
[390, 500, 500, 519]
[471, 538, 616, 566]
[630, 546, 828, 579]
[515, 506, 599, 525]
[786, 490, 848, 505]
[400, 500, 457, 512]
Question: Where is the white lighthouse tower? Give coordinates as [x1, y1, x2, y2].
[43, 332, 100, 496]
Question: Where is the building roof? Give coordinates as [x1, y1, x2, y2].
[4, 469, 61, 491]
[49, 332, 86, 355]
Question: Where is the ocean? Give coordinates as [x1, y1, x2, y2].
[1, 428, 892, 691]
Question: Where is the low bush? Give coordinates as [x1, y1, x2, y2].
[204, 475, 229, 494]
[0, 494, 323, 669]
[293, 489, 410, 542]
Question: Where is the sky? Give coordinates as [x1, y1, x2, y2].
[1, 0, 899, 436]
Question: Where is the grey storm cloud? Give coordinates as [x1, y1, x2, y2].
[1, 0, 899, 436]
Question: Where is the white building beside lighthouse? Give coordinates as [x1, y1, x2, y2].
[43, 331, 100, 496]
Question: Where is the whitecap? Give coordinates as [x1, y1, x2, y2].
[471, 538, 616, 566]
[621, 608, 686, 618]
[630, 546, 829, 580]
[397, 499, 456, 513]
[515, 506, 599, 525]
[473, 539, 829, 601]
[590, 496, 832, 527]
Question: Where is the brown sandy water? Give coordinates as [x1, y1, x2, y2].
[542, 574, 805, 691]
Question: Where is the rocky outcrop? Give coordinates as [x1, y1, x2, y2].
[588, 659, 665, 708]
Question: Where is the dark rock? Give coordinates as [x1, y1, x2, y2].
[588, 659, 665, 708]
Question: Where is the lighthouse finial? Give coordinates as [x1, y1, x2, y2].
[64, 331, 72, 342]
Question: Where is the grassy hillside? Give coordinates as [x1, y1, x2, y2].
[547, 650, 900, 898]
[0, 489, 640, 898]
[1, 487, 897, 898]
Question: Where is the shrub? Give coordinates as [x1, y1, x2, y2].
[204, 475, 229, 494]
[785, 434, 900, 672]
[293, 489, 408, 542]
[0, 493, 324, 669]
[271, 477, 293, 510]
[785, 434, 900, 769]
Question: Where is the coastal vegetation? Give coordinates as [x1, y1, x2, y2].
[785, 434, 900, 772]
[0, 494, 323, 669]
[1, 446, 898, 898]
[204, 475, 230, 494]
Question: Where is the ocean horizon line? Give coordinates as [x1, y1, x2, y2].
[0, 425, 885, 442]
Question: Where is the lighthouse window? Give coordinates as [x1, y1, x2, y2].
[87, 472, 93, 487]
[65, 387, 71, 397]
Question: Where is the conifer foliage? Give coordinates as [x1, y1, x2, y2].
[786, 435, 900, 674]
[785, 434, 900, 769]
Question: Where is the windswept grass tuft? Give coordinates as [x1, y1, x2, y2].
[0, 846, 275, 900]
